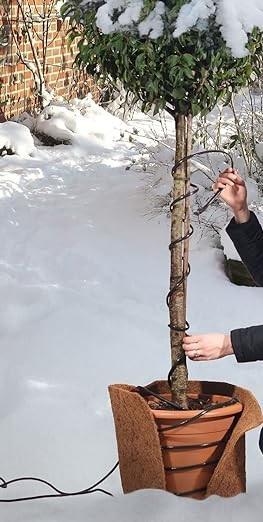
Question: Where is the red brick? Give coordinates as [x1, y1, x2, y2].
[0, 1, 99, 116]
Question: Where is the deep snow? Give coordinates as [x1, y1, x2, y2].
[0, 99, 262, 521]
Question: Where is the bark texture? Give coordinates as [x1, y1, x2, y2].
[169, 114, 192, 408]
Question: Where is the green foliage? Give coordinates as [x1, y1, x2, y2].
[62, 1, 262, 118]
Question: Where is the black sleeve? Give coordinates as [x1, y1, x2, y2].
[226, 211, 263, 362]
[226, 211, 263, 286]
[231, 326, 263, 362]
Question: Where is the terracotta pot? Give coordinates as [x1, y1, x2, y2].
[109, 381, 263, 498]
[152, 392, 243, 497]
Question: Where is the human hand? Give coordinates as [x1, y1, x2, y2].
[182, 333, 234, 361]
[212, 168, 249, 221]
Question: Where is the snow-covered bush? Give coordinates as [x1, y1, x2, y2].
[62, 0, 263, 58]
[34, 105, 78, 145]
[62, 2, 262, 119]
[0, 122, 35, 157]
[14, 96, 127, 149]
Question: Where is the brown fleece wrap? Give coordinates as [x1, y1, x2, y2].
[109, 380, 263, 499]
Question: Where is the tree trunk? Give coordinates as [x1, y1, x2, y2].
[169, 113, 192, 408]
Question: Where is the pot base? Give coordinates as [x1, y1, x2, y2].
[151, 393, 243, 497]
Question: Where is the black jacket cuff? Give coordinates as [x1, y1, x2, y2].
[226, 211, 263, 287]
[231, 326, 263, 363]
[226, 210, 261, 237]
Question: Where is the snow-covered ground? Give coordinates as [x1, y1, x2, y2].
[0, 99, 262, 521]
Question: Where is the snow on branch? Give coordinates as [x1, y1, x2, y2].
[81, 0, 263, 57]
[138, 1, 165, 39]
[174, 0, 263, 58]
[95, 0, 144, 34]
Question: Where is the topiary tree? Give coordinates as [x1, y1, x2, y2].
[62, 0, 263, 408]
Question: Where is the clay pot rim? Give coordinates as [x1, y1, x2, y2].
[150, 393, 243, 419]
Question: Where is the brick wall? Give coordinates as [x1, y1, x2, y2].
[0, 0, 99, 120]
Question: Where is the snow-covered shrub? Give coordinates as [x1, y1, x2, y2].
[70, 95, 126, 141]
[15, 97, 126, 149]
[13, 112, 35, 132]
[63, 0, 263, 59]
[63, 3, 262, 120]
[0, 122, 35, 157]
[34, 105, 78, 145]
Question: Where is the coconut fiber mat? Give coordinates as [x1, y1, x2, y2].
[109, 380, 263, 499]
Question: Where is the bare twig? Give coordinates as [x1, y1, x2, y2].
[2, 0, 62, 108]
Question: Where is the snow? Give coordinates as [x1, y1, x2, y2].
[0, 97, 262, 521]
[41, 487, 263, 521]
[138, 1, 165, 40]
[255, 142, 263, 160]
[96, 0, 143, 34]
[0, 122, 35, 157]
[83, 0, 263, 58]
[174, 0, 263, 58]
[35, 105, 78, 142]
[17, 96, 127, 149]
[173, 0, 216, 39]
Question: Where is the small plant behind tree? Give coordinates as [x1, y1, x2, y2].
[62, 0, 262, 408]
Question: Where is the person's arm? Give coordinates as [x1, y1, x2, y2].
[183, 169, 263, 364]
[223, 181, 263, 361]
[226, 210, 263, 286]
[211, 168, 263, 285]
[231, 325, 263, 362]
[183, 329, 263, 363]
